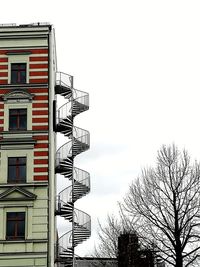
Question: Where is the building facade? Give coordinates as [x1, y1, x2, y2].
[75, 257, 117, 267]
[0, 23, 90, 267]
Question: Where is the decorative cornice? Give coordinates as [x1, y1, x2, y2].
[2, 89, 34, 102]
[0, 182, 48, 187]
[0, 137, 36, 150]
[0, 186, 37, 201]
[0, 137, 36, 145]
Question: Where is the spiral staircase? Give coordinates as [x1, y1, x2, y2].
[55, 72, 91, 266]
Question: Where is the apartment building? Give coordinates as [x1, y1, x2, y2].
[0, 23, 90, 267]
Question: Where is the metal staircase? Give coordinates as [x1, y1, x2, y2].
[55, 72, 91, 266]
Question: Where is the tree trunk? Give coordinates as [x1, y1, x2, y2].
[175, 250, 183, 267]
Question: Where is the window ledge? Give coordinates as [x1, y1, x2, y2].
[0, 83, 48, 88]
[0, 182, 48, 187]
[1, 132, 33, 139]
[0, 239, 48, 243]
[6, 51, 32, 55]
[0, 137, 36, 145]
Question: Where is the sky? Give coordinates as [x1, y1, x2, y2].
[2, 0, 200, 256]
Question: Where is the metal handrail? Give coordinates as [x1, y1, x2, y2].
[56, 71, 73, 89]
[56, 177, 90, 206]
[58, 230, 73, 250]
[74, 167, 90, 185]
[58, 209, 91, 242]
[57, 215, 91, 256]
[57, 94, 89, 124]
[55, 129, 90, 165]
[73, 208, 91, 231]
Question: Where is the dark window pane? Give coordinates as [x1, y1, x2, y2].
[18, 221, 25, 237]
[7, 212, 17, 219]
[19, 110, 26, 115]
[17, 212, 25, 220]
[11, 71, 17, 83]
[10, 110, 18, 115]
[19, 115, 27, 129]
[9, 116, 17, 130]
[8, 158, 16, 165]
[6, 221, 15, 237]
[8, 166, 17, 180]
[7, 212, 25, 219]
[18, 158, 26, 164]
[20, 71, 26, 83]
[19, 166, 26, 180]
[12, 64, 26, 71]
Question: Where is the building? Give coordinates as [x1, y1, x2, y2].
[0, 23, 90, 267]
[75, 257, 117, 267]
[118, 233, 154, 267]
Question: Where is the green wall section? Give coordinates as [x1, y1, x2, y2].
[0, 256, 47, 266]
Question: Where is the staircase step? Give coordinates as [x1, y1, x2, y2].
[55, 84, 72, 99]
[72, 101, 88, 117]
[56, 116, 73, 137]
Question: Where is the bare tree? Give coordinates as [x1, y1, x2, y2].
[92, 214, 131, 266]
[122, 144, 200, 267]
[93, 213, 157, 267]
[94, 215, 121, 259]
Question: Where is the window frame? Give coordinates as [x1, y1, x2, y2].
[6, 212, 25, 240]
[7, 157, 26, 184]
[9, 108, 27, 131]
[4, 102, 32, 132]
[8, 54, 29, 84]
[11, 63, 27, 84]
[0, 150, 33, 184]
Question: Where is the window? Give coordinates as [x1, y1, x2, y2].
[9, 109, 27, 131]
[11, 63, 26, 84]
[8, 157, 26, 183]
[6, 212, 25, 240]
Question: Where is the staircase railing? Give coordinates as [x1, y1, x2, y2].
[55, 128, 90, 165]
[74, 167, 90, 185]
[56, 71, 73, 89]
[57, 101, 72, 124]
[56, 92, 89, 124]
[57, 230, 73, 257]
[74, 208, 91, 233]
[57, 208, 91, 247]
[56, 176, 90, 208]
[73, 88, 89, 106]
[55, 71, 91, 265]
[55, 141, 72, 168]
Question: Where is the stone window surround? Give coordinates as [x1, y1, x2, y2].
[3, 97, 32, 132]
[0, 206, 32, 240]
[8, 54, 29, 84]
[6, 211, 25, 240]
[0, 149, 34, 184]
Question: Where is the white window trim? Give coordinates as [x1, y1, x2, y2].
[8, 55, 29, 84]
[0, 149, 34, 184]
[2, 207, 29, 240]
[4, 102, 32, 131]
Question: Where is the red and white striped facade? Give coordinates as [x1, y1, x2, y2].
[0, 49, 50, 181]
[0, 24, 56, 267]
[0, 49, 49, 85]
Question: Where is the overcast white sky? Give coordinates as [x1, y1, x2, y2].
[2, 0, 200, 256]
